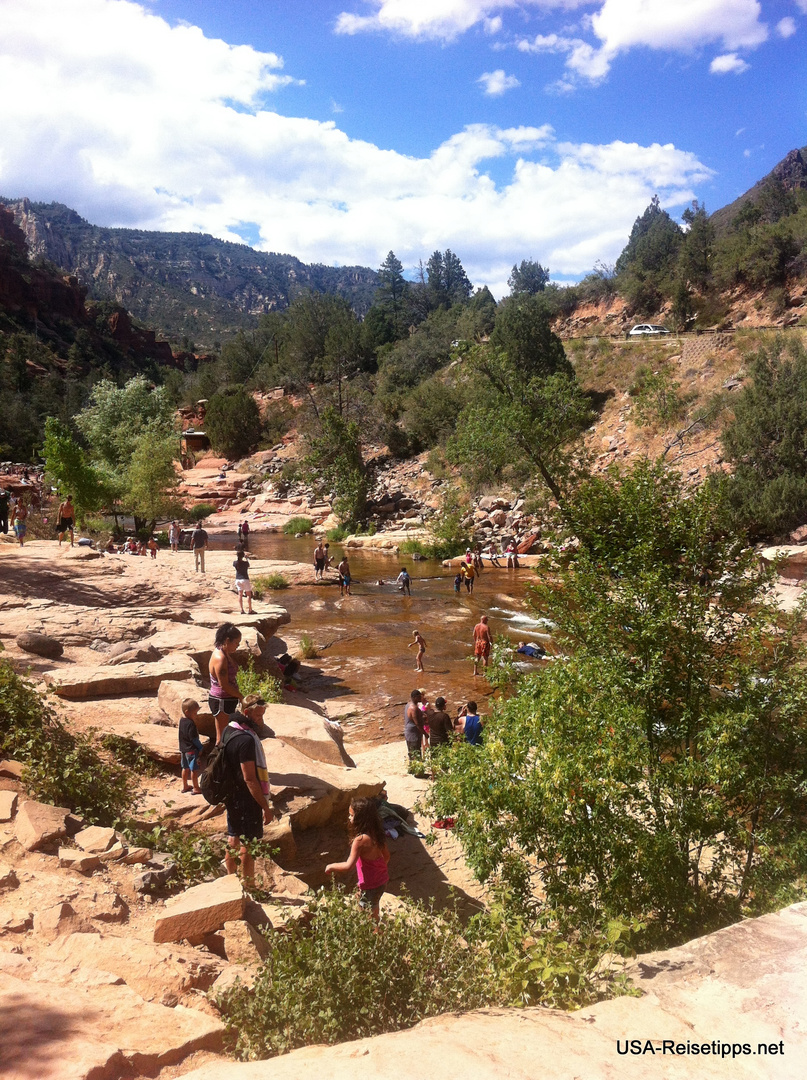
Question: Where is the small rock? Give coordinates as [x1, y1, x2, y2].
[58, 847, 102, 874]
[0, 759, 24, 781]
[120, 846, 152, 865]
[35, 902, 96, 941]
[64, 813, 87, 836]
[0, 790, 18, 822]
[74, 825, 117, 854]
[16, 631, 64, 659]
[0, 910, 33, 933]
[14, 800, 70, 851]
[0, 864, 20, 891]
[98, 841, 127, 862]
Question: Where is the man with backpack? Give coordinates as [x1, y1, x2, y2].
[200, 694, 276, 888]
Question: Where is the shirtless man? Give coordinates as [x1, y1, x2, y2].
[57, 495, 75, 547]
[472, 615, 492, 676]
[408, 630, 426, 672]
[313, 539, 327, 581]
[337, 555, 351, 596]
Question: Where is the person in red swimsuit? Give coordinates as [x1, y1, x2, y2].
[473, 615, 492, 676]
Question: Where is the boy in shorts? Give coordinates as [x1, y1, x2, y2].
[179, 698, 204, 794]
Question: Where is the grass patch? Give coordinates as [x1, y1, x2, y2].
[0, 660, 138, 826]
[325, 525, 348, 542]
[252, 573, 290, 597]
[236, 656, 283, 703]
[399, 537, 466, 561]
[299, 633, 318, 660]
[282, 517, 313, 535]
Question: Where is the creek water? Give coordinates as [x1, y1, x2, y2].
[210, 531, 551, 746]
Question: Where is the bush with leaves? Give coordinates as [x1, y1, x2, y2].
[215, 888, 500, 1060]
[282, 517, 313, 535]
[722, 335, 807, 538]
[0, 661, 137, 825]
[430, 460, 807, 945]
[236, 657, 283, 703]
[122, 823, 226, 887]
[251, 573, 289, 596]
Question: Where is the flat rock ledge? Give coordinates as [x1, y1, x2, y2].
[182, 901, 807, 1080]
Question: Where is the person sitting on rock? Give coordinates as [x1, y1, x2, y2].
[179, 698, 204, 794]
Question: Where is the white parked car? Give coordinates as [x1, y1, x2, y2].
[628, 324, 671, 337]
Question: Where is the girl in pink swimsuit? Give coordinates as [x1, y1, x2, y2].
[325, 797, 390, 921]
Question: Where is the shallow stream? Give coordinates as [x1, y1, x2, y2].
[210, 531, 549, 746]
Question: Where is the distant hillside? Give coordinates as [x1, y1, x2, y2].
[711, 146, 807, 233]
[1, 198, 379, 349]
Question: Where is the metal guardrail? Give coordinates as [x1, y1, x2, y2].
[564, 324, 805, 342]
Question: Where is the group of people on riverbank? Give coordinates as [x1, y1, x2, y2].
[404, 689, 485, 759]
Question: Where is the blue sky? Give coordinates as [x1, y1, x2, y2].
[0, 0, 804, 294]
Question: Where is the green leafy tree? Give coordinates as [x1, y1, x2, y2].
[431, 460, 807, 940]
[508, 259, 550, 296]
[722, 336, 807, 537]
[41, 418, 105, 521]
[126, 428, 183, 532]
[205, 386, 264, 459]
[447, 301, 589, 501]
[303, 406, 368, 526]
[75, 376, 175, 495]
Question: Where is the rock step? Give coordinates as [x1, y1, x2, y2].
[43, 657, 194, 699]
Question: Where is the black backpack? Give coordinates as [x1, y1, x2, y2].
[199, 728, 248, 806]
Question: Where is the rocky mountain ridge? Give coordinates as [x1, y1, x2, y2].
[2, 198, 379, 349]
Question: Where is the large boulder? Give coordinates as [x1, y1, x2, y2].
[43, 657, 193, 699]
[153, 875, 246, 944]
[73, 825, 117, 854]
[263, 739, 382, 830]
[113, 724, 185, 767]
[0, 971, 224, 1080]
[16, 631, 63, 659]
[51, 931, 224, 1006]
[262, 703, 355, 768]
[158, 679, 215, 738]
[14, 800, 70, 851]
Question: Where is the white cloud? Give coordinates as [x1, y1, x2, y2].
[478, 69, 521, 95]
[519, 0, 768, 81]
[710, 52, 750, 73]
[334, 1, 584, 42]
[0, 0, 714, 293]
[777, 16, 797, 37]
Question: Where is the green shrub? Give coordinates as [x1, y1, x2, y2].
[188, 503, 216, 522]
[214, 888, 501, 1060]
[99, 734, 162, 777]
[282, 517, 313, 535]
[155, 529, 169, 547]
[252, 573, 289, 597]
[299, 633, 318, 660]
[631, 366, 687, 427]
[236, 657, 283, 703]
[0, 661, 137, 826]
[122, 823, 225, 887]
[325, 525, 348, 542]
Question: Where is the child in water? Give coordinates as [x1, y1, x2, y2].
[325, 797, 390, 921]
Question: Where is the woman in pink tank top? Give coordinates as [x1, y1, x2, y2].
[326, 797, 390, 921]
